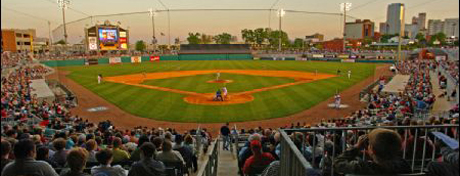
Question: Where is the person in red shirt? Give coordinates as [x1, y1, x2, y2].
[243, 140, 275, 175]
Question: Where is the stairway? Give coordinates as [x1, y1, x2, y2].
[217, 140, 240, 176]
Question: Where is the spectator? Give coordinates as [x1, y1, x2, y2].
[130, 135, 149, 162]
[85, 139, 98, 163]
[36, 146, 59, 168]
[184, 134, 198, 172]
[243, 140, 275, 175]
[152, 137, 164, 152]
[220, 122, 231, 150]
[1, 140, 12, 172]
[427, 133, 459, 176]
[334, 128, 411, 175]
[156, 140, 185, 165]
[60, 147, 90, 176]
[111, 137, 130, 163]
[128, 142, 165, 176]
[1, 139, 58, 176]
[91, 149, 128, 176]
[51, 138, 68, 167]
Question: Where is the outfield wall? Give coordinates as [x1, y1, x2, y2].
[40, 54, 253, 67]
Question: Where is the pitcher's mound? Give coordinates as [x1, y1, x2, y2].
[184, 93, 253, 105]
[207, 79, 233, 84]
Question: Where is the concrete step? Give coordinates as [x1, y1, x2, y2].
[217, 141, 239, 176]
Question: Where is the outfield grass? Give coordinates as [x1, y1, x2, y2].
[142, 73, 296, 93]
[63, 61, 376, 123]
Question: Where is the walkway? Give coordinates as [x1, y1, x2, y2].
[217, 140, 239, 176]
[430, 71, 455, 114]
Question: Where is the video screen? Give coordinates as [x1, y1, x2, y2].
[98, 29, 118, 43]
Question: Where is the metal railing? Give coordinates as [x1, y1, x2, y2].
[196, 139, 219, 176]
[279, 125, 459, 176]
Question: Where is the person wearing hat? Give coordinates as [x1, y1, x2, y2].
[243, 140, 275, 176]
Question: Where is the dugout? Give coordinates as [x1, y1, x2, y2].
[178, 44, 253, 60]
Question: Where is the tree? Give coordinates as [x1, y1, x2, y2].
[429, 32, 447, 46]
[455, 40, 459, 46]
[135, 40, 146, 51]
[253, 28, 268, 46]
[293, 38, 304, 49]
[241, 29, 255, 44]
[174, 37, 180, 45]
[416, 33, 426, 42]
[267, 30, 289, 49]
[213, 33, 233, 44]
[54, 39, 66, 45]
[200, 34, 213, 44]
[187, 33, 201, 44]
[380, 34, 396, 43]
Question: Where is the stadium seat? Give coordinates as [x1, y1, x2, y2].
[163, 161, 185, 176]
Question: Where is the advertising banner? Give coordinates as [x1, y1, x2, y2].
[88, 37, 98, 50]
[341, 59, 356, 63]
[150, 56, 160, 61]
[312, 54, 324, 58]
[131, 56, 141, 63]
[109, 57, 121, 64]
[338, 54, 349, 59]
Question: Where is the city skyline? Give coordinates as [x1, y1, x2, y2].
[1, 0, 459, 44]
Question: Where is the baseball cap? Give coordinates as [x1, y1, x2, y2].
[250, 140, 261, 150]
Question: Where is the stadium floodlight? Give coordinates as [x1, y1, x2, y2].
[148, 8, 157, 46]
[277, 9, 285, 51]
[340, 2, 352, 52]
[58, 0, 70, 45]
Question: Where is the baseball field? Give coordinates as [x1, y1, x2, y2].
[62, 60, 376, 123]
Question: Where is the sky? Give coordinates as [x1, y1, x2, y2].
[1, 0, 459, 44]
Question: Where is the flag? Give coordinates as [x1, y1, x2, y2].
[160, 32, 165, 36]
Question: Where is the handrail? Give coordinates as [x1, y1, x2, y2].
[196, 138, 219, 176]
[282, 125, 458, 132]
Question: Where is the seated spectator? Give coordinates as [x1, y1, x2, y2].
[243, 140, 275, 176]
[111, 137, 130, 163]
[51, 138, 68, 167]
[173, 134, 193, 170]
[60, 147, 90, 176]
[334, 128, 411, 175]
[128, 142, 165, 176]
[1, 140, 12, 172]
[1, 139, 58, 176]
[427, 133, 459, 176]
[85, 139, 98, 163]
[156, 140, 185, 165]
[130, 135, 149, 162]
[152, 137, 164, 152]
[91, 149, 128, 176]
[36, 146, 59, 168]
[184, 134, 198, 172]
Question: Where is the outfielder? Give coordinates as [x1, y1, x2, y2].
[97, 74, 102, 84]
[347, 70, 352, 79]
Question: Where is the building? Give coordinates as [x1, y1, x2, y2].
[379, 22, 388, 34]
[305, 33, 324, 43]
[428, 19, 444, 35]
[417, 13, 427, 30]
[321, 39, 343, 51]
[443, 18, 459, 38]
[33, 37, 50, 53]
[1, 28, 36, 52]
[345, 19, 374, 40]
[386, 3, 405, 35]
[404, 24, 419, 39]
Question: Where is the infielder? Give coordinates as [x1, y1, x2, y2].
[334, 93, 341, 109]
[216, 72, 221, 81]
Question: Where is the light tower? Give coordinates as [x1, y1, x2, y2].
[149, 8, 157, 52]
[277, 9, 285, 52]
[57, 0, 70, 44]
[340, 2, 352, 52]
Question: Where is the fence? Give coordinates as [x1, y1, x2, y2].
[196, 138, 219, 176]
[279, 125, 459, 176]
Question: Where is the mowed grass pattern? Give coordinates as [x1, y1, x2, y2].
[142, 73, 296, 93]
[63, 61, 376, 123]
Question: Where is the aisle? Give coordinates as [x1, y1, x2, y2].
[429, 71, 455, 114]
[217, 141, 239, 176]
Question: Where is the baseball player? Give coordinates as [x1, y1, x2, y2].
[216, 72, 221, 81]
[97, 74, 102, 84]
[334, 93, 341, 109]
[215, 89, 223, 101]
[143, 71, 147, 78]
[347, 70, 352, 79]
[222, 87, 228, 100]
